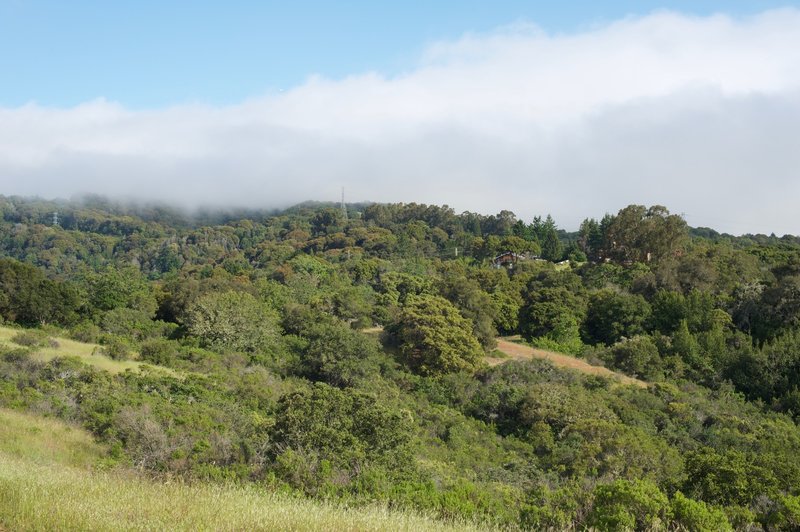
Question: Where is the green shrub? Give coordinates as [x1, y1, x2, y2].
[270, 383, 414, 493]
[139, 339, 180, 366]
[99, 336, 132, 361]
[11, 330, 49, 347]
[1, 346, 32, 364]
[670, 492, 732, 531]
[70, 322, 102, 343]
[587, 479, 670, 531]
[762, 494, 800, 530]
[520, 484, 580, 530]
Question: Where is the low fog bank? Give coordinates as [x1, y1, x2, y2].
[2, 10, 800, 235]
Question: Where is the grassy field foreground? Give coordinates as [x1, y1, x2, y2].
[0, 409, 481, 532]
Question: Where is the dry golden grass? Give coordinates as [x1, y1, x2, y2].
[489, 337, 648, 388]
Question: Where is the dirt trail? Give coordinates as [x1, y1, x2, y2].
[364, 326, 647, 388]
[488, 337, 648, 388]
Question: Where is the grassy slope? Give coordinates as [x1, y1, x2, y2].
[0, 326, 172, 375]
[0, 407, 107, 469]
[0, 408, 481, 531]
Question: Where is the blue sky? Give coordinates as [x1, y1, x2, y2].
[2, 1, 798, 107]
[2, 2, 800, 234]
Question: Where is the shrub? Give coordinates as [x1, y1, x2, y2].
[70, 322, 102, 343]
[139, 339, 180, 366]
[270, 383, 414, 492]
[100, 336, 132, 361]
[587, 479, 670, 531]
[11, 330, 49, 347]
[521, 484, 580, 530]
[670, 491, 732, 531]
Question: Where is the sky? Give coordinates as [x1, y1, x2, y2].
[1, 1, 800, 235]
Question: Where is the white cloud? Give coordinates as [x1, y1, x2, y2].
[1, 9, 800, 234]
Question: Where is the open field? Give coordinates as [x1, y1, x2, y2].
[0, 408, 484, 532]
[0, 407, 108, 469]
[0, 326, 174, 376]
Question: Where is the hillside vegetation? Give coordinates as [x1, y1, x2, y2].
[0, 409, 479, 531]
[1, 195, 800, 529]
[0, 325, 177, 375]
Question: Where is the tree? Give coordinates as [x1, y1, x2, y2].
[578, 217, 605, 261]
[683, 448, 778, 507]
[0, 258, 83, 326]
[670, 492, 732, 531]
[269, 383, 414, 491]
[649, 289, 688, 334]
[604, 205, 688, 264]
[296, 319, 383, 387]
[601, 335, 662, 379]
[582, 289, 651, 346]
[186, 291, 280, 353]
[437, 271, 499, 351]
[386, 294, 484, 376]
[519, 271, 587, 340]
[83, 267, 157, 317]
[533, 215, 562, 261]
[310, 208, 345, 236]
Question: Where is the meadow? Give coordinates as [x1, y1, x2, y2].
[0, 408, 483, 532]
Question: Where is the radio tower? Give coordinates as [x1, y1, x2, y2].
[341, 187, 348, 221]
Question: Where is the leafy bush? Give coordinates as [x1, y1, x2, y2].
[670, 491, 732, 531]
[11, 330, 50, 347]
[186, 291, 280, 353]
[269, 383, 414, 493]
[69, 322, 102, 343]
[683, 448, 778, 507]
[139, 339, 180, 366]
[99, 336, 132, 361]
[587, 479, 670, 531]
[601, 335, 662, 379]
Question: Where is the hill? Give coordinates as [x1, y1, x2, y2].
[1, 195, 800, 529]
[0, 408, 480, 531]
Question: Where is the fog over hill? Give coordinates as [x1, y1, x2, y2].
[1, 10, 799, 234]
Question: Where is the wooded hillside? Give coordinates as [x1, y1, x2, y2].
[1, 195, 799, 530]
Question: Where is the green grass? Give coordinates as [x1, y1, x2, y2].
[0, 408, 108, 469]
[488, 348, 509, 359]
[0, 408, 483, 531]
[0, 326, 175, 376]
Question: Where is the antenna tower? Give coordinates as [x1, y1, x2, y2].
[341, 187, 348, 220]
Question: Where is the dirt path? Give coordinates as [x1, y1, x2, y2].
[488, 336, 648, 388]
[363, 326, 647, 388]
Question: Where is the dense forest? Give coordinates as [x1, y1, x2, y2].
[1, 194, 800, 530]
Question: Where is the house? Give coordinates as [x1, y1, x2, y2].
[492, 251, 527, 269]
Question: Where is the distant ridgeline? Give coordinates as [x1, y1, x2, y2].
[1, 193, 800, 530]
